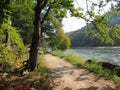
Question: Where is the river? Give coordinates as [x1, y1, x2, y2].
[69, 47, 120, 64]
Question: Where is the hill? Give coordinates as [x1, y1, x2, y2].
[67, 13, 120, 47]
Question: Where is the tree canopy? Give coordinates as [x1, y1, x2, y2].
[49, 29, 71, 50]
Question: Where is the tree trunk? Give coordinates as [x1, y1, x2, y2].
[29, 2, 41, 71]
[28, 0, 49, 71]
[5, 31, 10, 49]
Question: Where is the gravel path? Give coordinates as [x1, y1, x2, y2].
[44, 54, 120, 90]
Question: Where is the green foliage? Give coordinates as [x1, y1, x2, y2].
[32, 55, 51, 89]
[0, 28, 5, 40]
[0, 0, 10, 25]
[89, 14, 114, 44]
[1, 0, 119, 73]
[112, 24, 120, 39]
[0, 45, 23, 71]
[83, 0, 120, 44]
[68, 13, 120, 47]
[52, 50, 84, 65]
[7, 0, 120, 49]
[10, 0, 34, 44]
[51, 50, 65, 58]
[42, 12, 63, 38]
[84, 59, 116, 79]
[113, 75, 120, 83]
[94, 22, 114, 44]
[49, 29, 71, 50]
[35, 55, 49, 74]
[1, 23, 25, 49]
[49, 0, 80, 19]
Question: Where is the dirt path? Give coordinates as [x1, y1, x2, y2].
[44, 54, 120, 90]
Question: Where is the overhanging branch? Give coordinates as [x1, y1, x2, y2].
[40, 0, 48, 10]
[41, 7, 51, 24]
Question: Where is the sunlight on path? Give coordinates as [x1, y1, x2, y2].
[44, 54, 120, 90]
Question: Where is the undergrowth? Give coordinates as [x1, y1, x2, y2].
[51, 50, 120, 83]
[0, 45, 24, 72]
[0, 45, 51, 90]
[29, 54, 52, 90]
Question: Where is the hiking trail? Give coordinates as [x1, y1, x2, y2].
[44, 54, 120, 90]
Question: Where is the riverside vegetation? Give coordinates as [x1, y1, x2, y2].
[51, 50, 120, 83]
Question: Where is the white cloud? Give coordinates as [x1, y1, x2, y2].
[62, 16, 86, 32]
[62, 0, 111, 33]
[62, 0, 87, 33]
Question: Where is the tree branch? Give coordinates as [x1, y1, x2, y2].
[40, 0, 48, 10]
[41, 7, 51, 24]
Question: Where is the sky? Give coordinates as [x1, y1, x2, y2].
[62, 16, 86, 33]
[62, 0, 87, 33]
[62, 0, 112, 33]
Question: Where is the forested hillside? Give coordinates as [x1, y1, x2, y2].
[68, 13, 120, 47]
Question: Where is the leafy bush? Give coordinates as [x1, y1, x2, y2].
[0, 45, 23, 71]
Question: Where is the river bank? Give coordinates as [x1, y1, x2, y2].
[67, 47, 120, 65]
[44, 53, 120, 90]
[51, 50, 120, 83]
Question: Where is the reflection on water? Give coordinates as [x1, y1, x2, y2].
[69, 47, 120, 64]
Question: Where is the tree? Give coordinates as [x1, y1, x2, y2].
[10, 0, 34, 44]
[29, 0, 119, 71]
[28, 0, 84, 71]
[112, 24, 120, 39]
[84, 0, 120, 44]
[0, 0, 10, 26]
[0, 0, 10, 43]
[0, 0, 25, 49]
[49, 29, 71, 50]
[21, 0, 119, 71]
[1, 23, 24, 49]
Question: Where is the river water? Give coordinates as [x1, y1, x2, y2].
[70, 47, 120, 64]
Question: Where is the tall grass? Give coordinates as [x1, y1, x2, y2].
[29, 54, 52, 90]
[35, 55, 50, 77]
[51, 50, 120, 83]
[52, 50, 85, 65]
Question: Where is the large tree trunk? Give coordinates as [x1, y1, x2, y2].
[28, 0, 49, 71]
[29, 2, 41, 71]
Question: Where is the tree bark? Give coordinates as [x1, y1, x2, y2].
[28, 0, 49, 71]
[5, 31, 10, 49]
[29, 1, 41, 71]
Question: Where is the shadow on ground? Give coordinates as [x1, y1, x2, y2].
[50, 65, 120, 90]
[0, 73, 52, 90]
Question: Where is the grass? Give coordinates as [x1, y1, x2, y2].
[52, 50, 85, 66]
[51, 50, 120, 83]
[28, 54, 52, 90]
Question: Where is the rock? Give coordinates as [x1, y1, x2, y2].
[86, 60, 120, 76]
[86, 59, 92, 64]
[101, 62, 120, 76]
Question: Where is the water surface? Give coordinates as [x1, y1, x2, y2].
[70, 47, 120, 64]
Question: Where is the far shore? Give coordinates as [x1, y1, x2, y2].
[70, 46, 120, 49]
